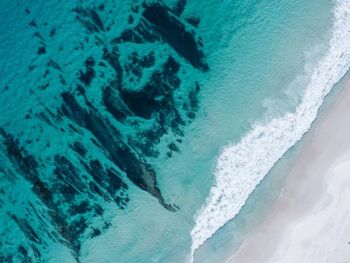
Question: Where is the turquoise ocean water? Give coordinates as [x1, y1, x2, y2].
[0, 0, 349, 262]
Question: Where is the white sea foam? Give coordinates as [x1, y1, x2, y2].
[190, 0, 350, 261]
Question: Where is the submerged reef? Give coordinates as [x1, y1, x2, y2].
[0, 0, 207, 261]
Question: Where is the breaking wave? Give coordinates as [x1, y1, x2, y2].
[190, 0, 350, 261]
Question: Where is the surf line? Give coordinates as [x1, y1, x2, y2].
[190, 0, 350, 262]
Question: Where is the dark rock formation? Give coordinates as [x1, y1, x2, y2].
[114, 2, 208, 71]
[0, 128, 129, 258]
[0, 0, 208, 261]
[78, 56, 95, 86]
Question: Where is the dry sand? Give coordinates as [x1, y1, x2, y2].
[228, 83, 350, 263]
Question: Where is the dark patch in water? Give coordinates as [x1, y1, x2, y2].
[37, 46, 46, 55]
[29, 20, 37, 27]
[173, 0, 186, 16]
[186, 16, 200, 27]
[78, 57, 95, 86]
[124, 51, 155, 81]
[0, 128, 129, 259]
[70, 141, 87, 157]
[142, 3, 208, 70]
[50, 27, 56, 37]
[115, 2, 208, 71]
[0, 0, 208, 260]
[73, 7, 105, 33]
[60, 92, 175, 211]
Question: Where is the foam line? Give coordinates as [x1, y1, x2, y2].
[190, 0, 350, 261]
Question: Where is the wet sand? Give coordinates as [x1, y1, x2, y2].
[228, 83, 350, 263]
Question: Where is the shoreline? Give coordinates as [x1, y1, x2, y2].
[227, 79, 350, 263]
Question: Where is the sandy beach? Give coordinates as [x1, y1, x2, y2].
[228, 81, 350, 263]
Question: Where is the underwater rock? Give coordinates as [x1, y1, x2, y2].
[142, 3, 208, 70]
[60, 92, 175, 211]
[0, 0, 208, 260]
[78, 56, 95, 86]
[114, 2, 208, 71]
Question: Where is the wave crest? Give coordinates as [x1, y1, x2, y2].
[190, 0, 350, 261]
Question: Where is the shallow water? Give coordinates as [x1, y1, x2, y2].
[0, 0, 345, 262]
